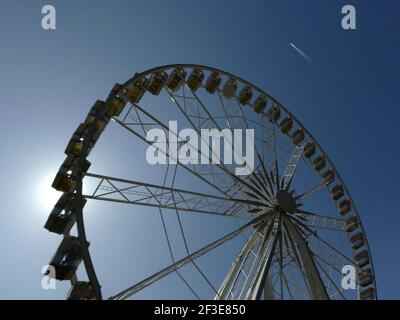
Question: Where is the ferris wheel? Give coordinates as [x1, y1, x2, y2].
[44, 64, 377, 300]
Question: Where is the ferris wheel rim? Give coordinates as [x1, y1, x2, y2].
[46, 63, 377, 300]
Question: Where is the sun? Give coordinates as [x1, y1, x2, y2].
[38, 173, 62, 212]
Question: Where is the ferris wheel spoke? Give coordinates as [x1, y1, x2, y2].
[272, 112, 278, 167]
[214, 90, 269, 189]
[302, 227, 357, 267]
[313, 257, 346, 300]
[260, 132, 302, 189]
[109, 214, 269, 300]
[281, 226, 313, 298]
[295, 180, 328, 201]
[83, 172, 262, 218]
[176, 270, 201, 299]
[215, 215, 281, 300]
[270, 263, 308, 298]
[245, 216, 281, 300]
[290, 214, 329, 236]
[261, 113, 266, 166]
[283, 277, 303, 298]
[294, 209, 346, 232]
[313, 252, 359, 287]
[266, 123, 293, 152]
[283, 216, 329, 299]
[281, 271, 295, 299]
[280, 143, 305, 190]
[169, 163, 222, 298]
[248, 172, 274, 205]
[217, 227, 264, 299]
[270, 175, 278, 196]
[296, 209, 345, 221]
[247, 116, 274, 134]
[278, 220, 284, 299]
[232, 230, 277, 300]
[257, 156, 276, 196]
[268, 263, 295, 300]
[262, 276, 277, 300]
[216, 91, 242, 131]
[313, 253, 343, 276]
[231, 96, 265, 169]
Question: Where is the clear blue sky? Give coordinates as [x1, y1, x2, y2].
[0, 0, 399, 299]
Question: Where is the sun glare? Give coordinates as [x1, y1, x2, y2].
[38, 173, 61, 212]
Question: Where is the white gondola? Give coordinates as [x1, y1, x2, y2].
[126, 77, 148, 103]
[253, 95, 267, 113]
[52, 156, 91, 192]
[360, 287, 375, 300]
[313, 154, 326, 171]
[358, 269, 373, 287]
[350, 232, 365, 249]
[238, 85, 253, 105]
[222, 78, 237, 98]
[166, 68, 187, 91]
[148, 71, 168, 95]
[338, 199, 351, 216]
[85, 100, 111, 127]
[322, 169, 335, 184]
[44, 193, 87, 234]
[205, 72, 221, 93]
[49, 235, 88, 281]
[107, 84, 126, 117]
[331, 184, 344, 201]
[292, 128, 305, 145]
[280, 117, 293, 133]
[355, 250, 370, 268]
[267, 104, 280, 122]
[186, 68, 204, 91]
[345, 216, 359, 232]
[303, 141, 315, 158]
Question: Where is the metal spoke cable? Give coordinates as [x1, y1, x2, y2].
[158, 164, 201, 299]
[170, 161, 220, 297]
[314, 257, 346, 300]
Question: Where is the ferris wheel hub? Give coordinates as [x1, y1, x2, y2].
[275, 189, 297, 214]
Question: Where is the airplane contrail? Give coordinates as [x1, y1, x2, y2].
[290, 42, 312, 63]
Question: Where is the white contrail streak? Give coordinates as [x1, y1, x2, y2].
[290, 42, 311, 63]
